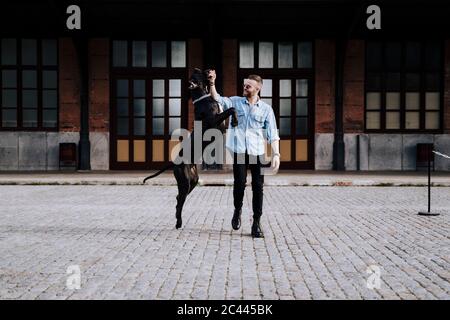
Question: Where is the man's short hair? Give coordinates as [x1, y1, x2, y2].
[247, 74, 263, 87]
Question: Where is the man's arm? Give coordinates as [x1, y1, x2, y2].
[207, 69, 232, 111]
[265, 108, 280, 171]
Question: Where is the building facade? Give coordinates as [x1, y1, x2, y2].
[0, 0, 449, 171]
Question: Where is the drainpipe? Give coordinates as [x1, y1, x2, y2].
[74, 36, 91, 170]
[333, 38, 346, 171]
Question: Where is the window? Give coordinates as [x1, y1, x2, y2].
[112, 40, 186, 68]
[111, 40, 187, 168]
[0, 38, 58, 130]
[239, 41, 312, 69]
[238, 41, 314, 168]
[365, 41, 442, 131]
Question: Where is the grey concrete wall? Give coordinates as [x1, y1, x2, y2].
[90, 132, 109, 170]
[343, 133, 450, 171]
[315, 134, 334, 170]
[0, 132, 79, 171]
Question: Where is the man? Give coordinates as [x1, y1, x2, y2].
[207, 70, 280, 238]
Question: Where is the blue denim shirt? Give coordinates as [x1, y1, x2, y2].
[215, 95, 280, 156]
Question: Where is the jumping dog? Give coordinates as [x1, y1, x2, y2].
[143, 68, 238, 229]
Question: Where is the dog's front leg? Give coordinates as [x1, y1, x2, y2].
[214, 108, 238, 127]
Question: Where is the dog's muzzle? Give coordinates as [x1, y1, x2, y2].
[188, 81, 198, 90]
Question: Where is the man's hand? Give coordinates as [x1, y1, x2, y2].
[207, 69, 216, 85]
[271, 154, 280, 172]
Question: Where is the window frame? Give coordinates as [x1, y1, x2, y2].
[364, 40, 444, 133]
[109, 39, 188, 170]
[0, 38, 59, 131]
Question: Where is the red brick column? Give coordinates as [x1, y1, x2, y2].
[444, 40, 450, 134]
[89, 39, 110, 132]
[315, 39, 335, 133]
[222, 39, 238, 97]
[343, 40, 365, 133]
[59, 38, 80, 132]
[187, 38, 203, 131]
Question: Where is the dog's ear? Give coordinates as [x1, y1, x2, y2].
[193, 68, 202, 74]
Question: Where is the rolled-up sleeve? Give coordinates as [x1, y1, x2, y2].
[265, 109, 280, 144]
[214, 94, 233, 111]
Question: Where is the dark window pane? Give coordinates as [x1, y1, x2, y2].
[426, 73, 440, 91]
[132, 41, 147, 67]
[152, 80, 164, 97]
[169, 117, 180, 134]
[279, 118, 291, 135]
[279, 99, 291, 116]
[425, 42, 441, 70]
[133, 80, 146, 97]
[2, 89, 17, 107]
[22, 39, 37, 65]
[22, 90, 38, 108]
[366, 73, 381, 91]
[385, 42, 401, 70]
[386, 73, 401, 91]
[296, 117, 308, 135]
[152, 98, 164, 116]
[152, 118, 164, 135]
[296, 98, 308, 116]
[22, 70, 37, 88]
[117, 99, 128, 116]
[113, 41, 128, 67]
[2, 70, 17, 88]
[2, 109, 17, 127]
[134, 118, 145, 135]
[169, 99, 181, 116]
[1, 39, 17, 65]
[133, 98, 146, 116]
[23, 109, 37, 127]
[405, 42, 421, 70]
[366, 42, 382, 70]
[117, 79, 128, 97]
[171, 41, 186, 68]
[152, 41, 167, 67]
[405, 73, 420, 91]
[43, 109, 57, 127]
[117, 118, 129, 135]
[296, 79, 308, 97]
[278, 42, 293, 68]
[42, 39, 57, 66]
[43, 70, 57, 89]
[297, 42, 312, 68]
[239, 42, 254, 68]
[43, 90, 57, 108]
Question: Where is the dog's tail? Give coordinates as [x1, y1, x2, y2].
[142, 162, 175, 184]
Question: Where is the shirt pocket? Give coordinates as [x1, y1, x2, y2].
[251, 111, 265, 128]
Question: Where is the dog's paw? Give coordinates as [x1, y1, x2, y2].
[175, 219, 182, 229]
[231, 119, 238, 127]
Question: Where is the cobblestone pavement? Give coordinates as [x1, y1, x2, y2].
[0, 185, 449, 300]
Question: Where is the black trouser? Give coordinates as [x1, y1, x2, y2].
[233, 152, 264, 219]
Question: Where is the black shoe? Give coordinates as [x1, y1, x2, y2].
[251, 219, 264, 238]
[232, 209, 242, 230]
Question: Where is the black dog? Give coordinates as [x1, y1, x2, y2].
[143, 68, 238, 229]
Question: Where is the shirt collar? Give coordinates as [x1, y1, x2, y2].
[244, 97, 261, 107]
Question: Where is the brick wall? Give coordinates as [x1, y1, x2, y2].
[445, 40, 450, 134]
[187, 39, 203, 131]
[59, 38, 80, 132]
[89, 39, 110, 132]
[343, 40, 364, 133]
[315, 40, 335, 133]
[222, 39, 238, 97]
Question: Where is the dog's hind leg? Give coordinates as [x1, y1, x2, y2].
[174, 165, 190, 229]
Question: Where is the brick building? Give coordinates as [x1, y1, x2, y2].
[0, 0, 449, 171]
